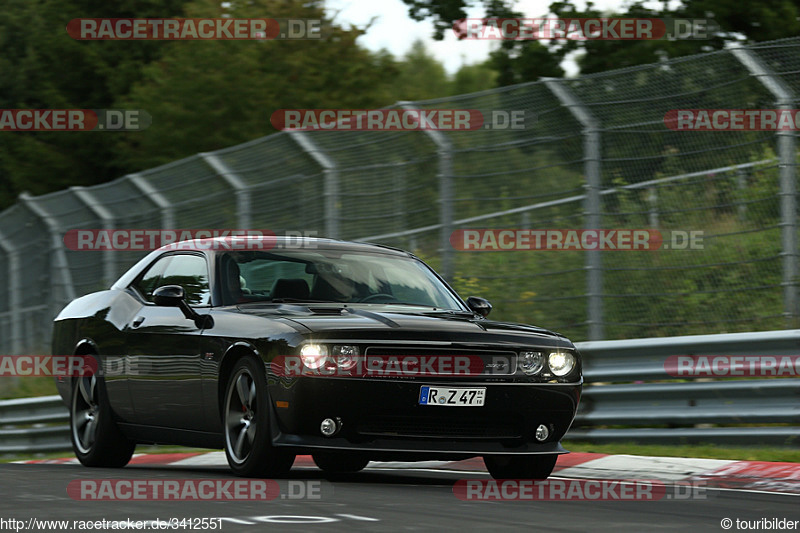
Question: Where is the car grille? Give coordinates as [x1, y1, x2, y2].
[357, 414, 522, 439]
[363, 346, 517, 377]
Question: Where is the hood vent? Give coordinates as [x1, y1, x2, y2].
[307, 306, 346, 315]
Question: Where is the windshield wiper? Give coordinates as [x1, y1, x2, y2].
[377, 303, 476, 316]
[418, 308, 478, 317]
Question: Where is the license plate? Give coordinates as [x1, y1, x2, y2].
[419, 386, 485, 406]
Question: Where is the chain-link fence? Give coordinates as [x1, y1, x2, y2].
[1, 37, 799, 355]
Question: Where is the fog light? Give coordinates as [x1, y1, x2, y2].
[320, 418, 337, 437]
[535, 424, 550, 442]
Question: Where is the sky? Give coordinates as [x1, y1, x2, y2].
[326, 0, 626, 75]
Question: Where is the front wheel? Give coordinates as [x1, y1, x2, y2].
[70, 370, 135, 467]
[223, 357, 295, 477]
[483, 454, 558, 480]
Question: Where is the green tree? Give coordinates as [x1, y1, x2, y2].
[115, 0, 402, 170]
[391, 40, 451, 101]
[451, 61, 498, 94]
[490, 40, 564, 87]
[0, 0, 192, 208]
[403, 0, 800, 80]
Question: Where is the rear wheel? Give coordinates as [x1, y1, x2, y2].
[312, 452, 370, 474]
[223, 357, 295, 477]
[70, 367, 135, 467]
[484, 454, 558, 480]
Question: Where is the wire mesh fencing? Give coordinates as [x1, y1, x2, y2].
[1, 37, 799, 355]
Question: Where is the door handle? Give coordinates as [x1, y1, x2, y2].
[132, 316, 145, 328]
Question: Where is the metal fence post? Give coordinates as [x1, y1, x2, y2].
[647, 188, 659, 228]
[0, 230, 22, 355]
[126, 173, 176, 229]
[544, 79, 604, 340]
[731, 45, 798, 326]
[70, 186, 116, 286]
[737, 167, 748, 222]
[19, 193, 76, 319]
[289, 132, 339, 239]
[200, 152, 252, 229]
[398, 102, 454, 281]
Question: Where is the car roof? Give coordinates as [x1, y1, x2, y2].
[111, 236, 419, 292]
[153, 236, 413, 257]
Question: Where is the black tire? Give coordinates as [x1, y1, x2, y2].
[312, 452, 370, 474]
[70, 365, 135, 468]
[223, 356, 295, 477]
[483, 454, 558, 480]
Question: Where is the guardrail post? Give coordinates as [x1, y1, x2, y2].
[70, 186, 116, 286]
[19, 193, 76, 320]
[0, 229, 22, 355]
[126, 173, 176, 229]
[544, 79, 604, 340]
[399, 102, 454, 281]
[289, 131, 340, 239]
[731, 45, 798, 327]
[200, 152, 252, 229]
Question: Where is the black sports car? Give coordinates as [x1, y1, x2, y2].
[53, 236, 582, 479]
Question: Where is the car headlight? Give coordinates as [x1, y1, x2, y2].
[548, 351, 576, 377]
[300, 344, 329, 370]
[519, 351, 545, 375]
[332, 345, 359, 370]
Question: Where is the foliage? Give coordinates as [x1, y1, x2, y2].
[0, 0, 492, 209]
[403, 0, 800, 83]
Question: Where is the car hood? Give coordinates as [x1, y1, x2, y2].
[236, 304, 572, 348]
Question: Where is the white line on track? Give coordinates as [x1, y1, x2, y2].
[336, 514, 380, 521]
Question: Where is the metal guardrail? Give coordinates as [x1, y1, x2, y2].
[572, 330, 800, 445]
[1, 330, 799, 453]
[0, 396, 70, 453]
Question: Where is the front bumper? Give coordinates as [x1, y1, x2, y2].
[268, 376, 581, 456]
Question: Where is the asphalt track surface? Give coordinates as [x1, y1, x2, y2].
[0, 460, 798, 532]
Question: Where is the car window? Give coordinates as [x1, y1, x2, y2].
[223, 250, 463, 309]
[238, 260, 314, 295]
[132, 255, 172, 302]
[159, 254, 211, 306]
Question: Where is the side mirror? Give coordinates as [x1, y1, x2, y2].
[153, 285, 185, 307]
[466, 296, 492, 318]
[152, 285, 213, 329]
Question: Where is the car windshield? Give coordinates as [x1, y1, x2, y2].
[220, 249, 464, 310]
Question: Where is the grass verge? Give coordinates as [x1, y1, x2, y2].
[0, 376, 58, 400]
